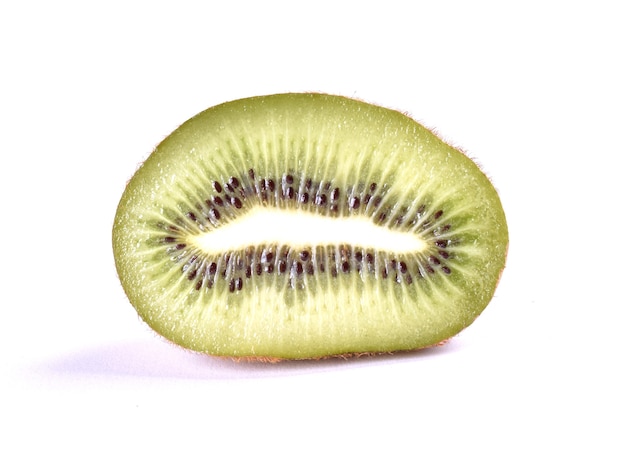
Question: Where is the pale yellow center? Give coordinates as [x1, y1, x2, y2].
[193, 207, 427, 254]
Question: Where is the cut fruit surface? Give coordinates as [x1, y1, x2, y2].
[112, 93, 508, 359]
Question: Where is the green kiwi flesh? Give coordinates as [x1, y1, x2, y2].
[112, 93, 508, 360]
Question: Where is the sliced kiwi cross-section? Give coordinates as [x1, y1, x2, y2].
[112, 93, 508, 360]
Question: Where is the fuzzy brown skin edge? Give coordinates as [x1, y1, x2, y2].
[219, 339, 453, 364]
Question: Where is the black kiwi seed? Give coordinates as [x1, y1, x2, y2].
[429, 256, 441, 265]
[262, 250, 274, 263]
[231, 197, 243, 208]
[315, 194, 327, 206]
[209, 208, 220, 221]
[113, 93, 508, 360]
[349, 196, 360, 209]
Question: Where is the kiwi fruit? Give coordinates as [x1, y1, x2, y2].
[112, 93, 508, 360]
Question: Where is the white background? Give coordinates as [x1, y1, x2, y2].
[2, 1, 624, 457]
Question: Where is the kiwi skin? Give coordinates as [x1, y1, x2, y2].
[113, 93, 508, 360]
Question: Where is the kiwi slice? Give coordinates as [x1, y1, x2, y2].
[112, 93, 508, 360]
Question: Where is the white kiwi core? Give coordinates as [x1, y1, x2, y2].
[193, 207, 428, 254]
